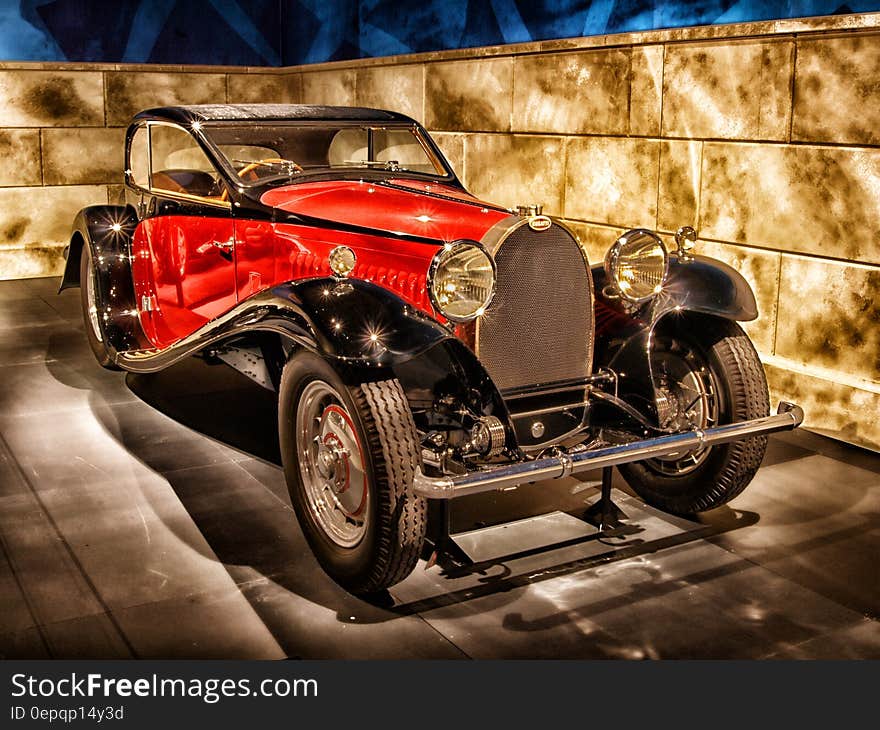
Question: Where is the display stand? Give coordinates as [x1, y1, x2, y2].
[426, 467, 693, 574]
[427, 468, 651, 569]
[582, 466, 632, 535]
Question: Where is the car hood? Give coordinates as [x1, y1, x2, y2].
[259, 179, 511, 243]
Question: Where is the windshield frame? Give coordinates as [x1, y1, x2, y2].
[198, 120, 456, 189]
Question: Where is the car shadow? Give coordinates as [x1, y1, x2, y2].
[124, 355, 282, 465]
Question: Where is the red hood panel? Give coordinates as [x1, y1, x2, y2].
[260, 180, 510, 243]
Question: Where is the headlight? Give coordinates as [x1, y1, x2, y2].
[428, 241, 496, 322]
[604, 229, 669, 302]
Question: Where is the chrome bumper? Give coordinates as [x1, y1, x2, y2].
[412, 401, 804, 499]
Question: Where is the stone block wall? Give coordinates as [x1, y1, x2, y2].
[0, 13, 877, 449]
[0, 65, 299, 279]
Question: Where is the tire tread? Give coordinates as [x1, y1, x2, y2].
[620, 319, 770, 514]
[357, 379, 426, 592]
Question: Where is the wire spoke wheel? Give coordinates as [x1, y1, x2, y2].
[619, 316, 770, 515]
[647, 336, 719, 476]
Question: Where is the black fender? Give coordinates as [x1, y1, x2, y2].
[392, 337, 517, 453]
[273, 278, 451, 366]
[592, 253, 759, 424]
[114, 276, 454, 371]
[269, 280, 511, 435]
[61, 205, 150, 355]
[592, 253, 758, 325]
[108, 276, 515, 447]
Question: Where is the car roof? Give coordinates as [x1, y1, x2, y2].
[132, 104, 418, 125]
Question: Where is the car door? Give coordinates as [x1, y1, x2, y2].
[129, 122, 237, 348]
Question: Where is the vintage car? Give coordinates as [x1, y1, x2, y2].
[61, 104, 803, 594]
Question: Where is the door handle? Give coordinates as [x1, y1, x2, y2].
[211, 238, 234, 261]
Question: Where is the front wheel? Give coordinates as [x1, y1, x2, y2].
[279, 350, 427, 594]
[619, 317, 770, 515]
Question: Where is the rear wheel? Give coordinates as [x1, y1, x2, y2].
[279, 350, 427, 594]
[79, 244, 116, 369]
[619, 317, 770, 514]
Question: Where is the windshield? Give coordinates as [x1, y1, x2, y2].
[203, 122, 451, 185]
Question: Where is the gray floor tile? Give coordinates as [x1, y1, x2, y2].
[0, 626, 51, 659]
[41, 613, 134, 659]
[24, 276, 66, 297]
[390, 493, 703, 608]
[0, 403, 239, 493]
[707, 454, 880, 617]
[0, 359, 136, 418]
[0, 321, 92, 365]
[0, 543, 38, 635]
[410, 538, 869, 659]
[56, 514, 242, 612]
[0, 297, 68, 330]
[94, 400, 248, 473]
[0, 499, 111, 626]
[125, 360, 280, 465]
[232, 458, 290, 506]
[112, 588, 287, 659]
[764, 618, 880, 659]
[42, 288, 84, 323]
[234, 575, 468, 659]
[0, 279, 39, 302]
[774, 429, 880, 476]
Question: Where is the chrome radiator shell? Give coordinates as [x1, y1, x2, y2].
[475, 217, 594, 393]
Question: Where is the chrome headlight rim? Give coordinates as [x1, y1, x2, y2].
[604, 228, 670, 304]
[427, 239, 497, 323]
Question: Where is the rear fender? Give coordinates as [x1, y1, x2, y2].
[62, 205, 149, 354]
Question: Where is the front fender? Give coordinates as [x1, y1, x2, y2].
[660, 254, 758, 321]
[113, 277, 456, 373]
[273, 278, 452, 366]
[593, 253, 758, 323]
[272, 280, 516, 450]
[592, 253, 760, 424]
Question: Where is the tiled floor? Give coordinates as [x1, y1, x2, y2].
[1, 276, 878, 659]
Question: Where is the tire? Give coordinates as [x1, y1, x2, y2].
[618, 317, 770, 515]
[279, 350, 427, 594]
[79, 244, 117, 369]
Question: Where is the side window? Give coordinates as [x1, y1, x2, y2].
[128, 126, 149, 188]
[149, 124, 223, 201]
[374, 129, 436, 173]
[327, 128, 368, 166]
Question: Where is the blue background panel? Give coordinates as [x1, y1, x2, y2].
[0, 0, 876, 66]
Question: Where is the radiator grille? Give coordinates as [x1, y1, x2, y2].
[476, 222, 593, 392]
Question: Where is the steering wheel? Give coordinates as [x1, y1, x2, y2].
[221, 158, 304, 201]
[239, 157, 302, 179]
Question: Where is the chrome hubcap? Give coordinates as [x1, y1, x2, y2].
[295, 380, 369, 547]
[648, 340, 718, 476]
[85, 258, 103, 343]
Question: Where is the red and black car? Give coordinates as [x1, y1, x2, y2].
[61, 104, 803, 594]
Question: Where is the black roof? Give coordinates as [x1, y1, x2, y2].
[132, 104, 417, 125]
